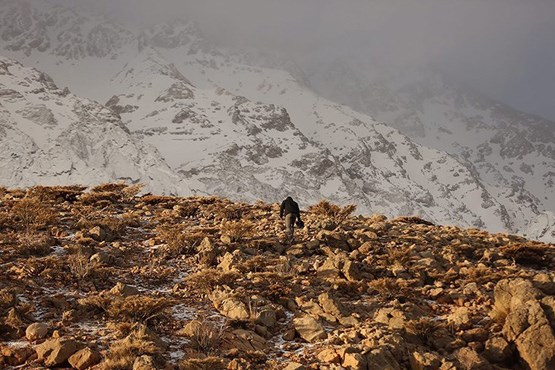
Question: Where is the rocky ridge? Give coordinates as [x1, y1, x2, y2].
[0, 184, 554, 369]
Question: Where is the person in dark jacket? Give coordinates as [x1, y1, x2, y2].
[280, 196, 302, 241]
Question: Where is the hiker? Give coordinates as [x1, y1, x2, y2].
[280, 196, 303, 241]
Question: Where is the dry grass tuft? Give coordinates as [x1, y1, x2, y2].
[12, 197, 57, 233]
[179, 357, 226, 370]
[308, 200, 356, 228]
[499, 243, 550, 266]
[221, 220, 255, 243]
[68, 249, 92, 280]
[102, 325, 163, 370]
[182, 269, 241, 295]
[17, 233, 53, 256]
[405, 317, 444, 343]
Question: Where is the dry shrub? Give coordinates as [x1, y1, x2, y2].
[17, 233, 53, 256]
[141, 194, 176, 206]
[393, 216, 435, 226]
[221, 220, 255, 243]
[178, 203, 200, 218]
[187, 319, 226, 354]
[179, 357, 226, 370]
[309, 200, 356, 228]
[156, 226, 202, 257]
[386, 245, 413, 266]
[27, 185, 86, 202]
[182, 269, 241, 294]
[68, 250, 92, 280]
[500, 243, 550, 266]
[79, 191, 122, 205]
[405, 317, 444, 344]
[121, 184, 144, 200]
[217, 205, 245, 221]
[368, 277, 411, 299]
[77, 214, 131, 239]
[91, 183, 129, 193]
[80, 294, 174, 324]
[12, 197, 57, 233]
[102, 325, 162, 370]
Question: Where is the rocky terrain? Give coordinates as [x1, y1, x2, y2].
[1, 184, 554, 369]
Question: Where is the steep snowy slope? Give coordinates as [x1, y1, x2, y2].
[106, 48, 355, 206]
[0, 56, 185, 193]
[306, 61, 555, 236]
[0, 0, 552, 239]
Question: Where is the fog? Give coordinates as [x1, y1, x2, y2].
[63, 0, 555, 121]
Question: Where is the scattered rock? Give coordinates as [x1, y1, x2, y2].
[35, 338, 83, 367]
[109, 282, 139, 297]
[25, 322, 48, 341]
[293, 315, 327, 343]
[68, 347, 101, 370]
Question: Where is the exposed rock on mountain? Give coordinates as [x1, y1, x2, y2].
[0, 56, 184, 193]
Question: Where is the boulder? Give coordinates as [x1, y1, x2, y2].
[343, 352, 367, 370]
[88, 226, 113, 242]
[221, 329, 267, 352]
[453, 347, 492, 370]
[493, 278, 555, 370]
[318, 292, 345, 317]
[197, 237, 219, 266]
[35, 338, 83, 367]
[293, 315, 327, 343]
[255, 308, 277, 328]
[68, 347, 101, 370]
[25, 322, 48, 341]
[317, 348, 341, 363]
[409, 351, 441, 370]
[109, 282, 139, 297]
[366, 347, 401, 370]
[217, 251, 242, 272]
[374, 307, 409, 330]
[482, 336, 512, 363]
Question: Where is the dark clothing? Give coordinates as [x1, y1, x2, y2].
[285, 213, 297, 239]
[280, 197, 300, 219]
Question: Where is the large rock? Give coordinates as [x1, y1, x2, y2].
[35, 338, 83, 367]
[482, 337, 512, 363]
[221, 329, 267, 352]
[366, 347, 401, 370]
[25, 322, 48, 341]
[197, 237, 219, 266]
[293, 315, 327, 343]
[453, 347, 492, 370]
[109, 282, 139, 297]
[493, 278, 555, 370]
[318, 292, 345, 317]
[209, 288, 250, 320]
[68, 347, 101, 370]
[409, 351, 441, 370]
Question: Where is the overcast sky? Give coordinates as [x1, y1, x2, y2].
[65, 0, 555, 121]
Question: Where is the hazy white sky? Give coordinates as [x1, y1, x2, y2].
[61, 0, 555, 120]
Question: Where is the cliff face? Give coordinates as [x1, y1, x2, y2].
[0, 185, 554, 369]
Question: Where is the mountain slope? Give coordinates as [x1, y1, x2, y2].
[0, 0, 552, 240]
[306, 60, 555, 236]
[0, 56, 185, 193]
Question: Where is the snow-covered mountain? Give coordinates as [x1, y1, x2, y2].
[0, 0, 553, 240]
[0, 56, 184, 193]
[305, 60, 555, 240]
